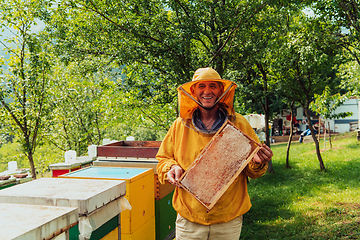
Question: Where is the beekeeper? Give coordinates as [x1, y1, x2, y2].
[156, 67, 273, 240]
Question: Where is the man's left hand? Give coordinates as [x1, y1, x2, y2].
[253, 144, 273, 164]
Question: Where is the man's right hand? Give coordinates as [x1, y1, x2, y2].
[167, 164, 184, 187]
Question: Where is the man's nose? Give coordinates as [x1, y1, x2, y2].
[203, 86, 212, 94]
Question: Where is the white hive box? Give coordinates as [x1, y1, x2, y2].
[0, 202, 78, 240]
[0, 178, 127, 238]
[178, 120, 261, 211]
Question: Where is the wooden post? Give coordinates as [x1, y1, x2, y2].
[323, 119, 326, 150]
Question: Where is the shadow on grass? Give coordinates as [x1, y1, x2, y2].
[240, 155, 360, 240]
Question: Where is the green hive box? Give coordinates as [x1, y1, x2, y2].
[155, 191, 176, 240]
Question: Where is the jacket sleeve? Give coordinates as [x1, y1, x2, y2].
[156, 123, 178, 184]
[243, 161, 268, 179]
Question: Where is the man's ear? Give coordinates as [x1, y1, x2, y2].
[218, 82, 224, 94]
[190, 84, 197, 95]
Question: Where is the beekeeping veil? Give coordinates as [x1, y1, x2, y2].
[177, 67, 238, 121]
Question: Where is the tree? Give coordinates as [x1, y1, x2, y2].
[310, 86, 353, 149]
[0, 0, 52, 179]
[276, 13, 345, 171]
[43, 0, 275, 129]
[46, 58, 124, 155]
[225, 4, 299, 173]
[314, 1, 360, 66]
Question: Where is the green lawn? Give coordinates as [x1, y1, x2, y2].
[1, 132, 359, 239]
[242, 132, 360, 239]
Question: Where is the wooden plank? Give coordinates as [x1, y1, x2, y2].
[102, 141, 162, 147]
[154, 175, 175, 200]
[97, 141, 162, 158]
[97, 146, 160, 158]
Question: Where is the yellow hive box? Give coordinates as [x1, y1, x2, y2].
[121, 168, 155, 235]
[60, 167, 155, 239]
[122, 216, 156, 240]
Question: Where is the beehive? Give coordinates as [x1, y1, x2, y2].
[94, 141, 177, 240]
[178, 120, 260, 211]
[60, 166, 155, 240]
[0, 178, 126, 240]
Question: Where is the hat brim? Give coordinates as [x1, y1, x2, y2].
[177, 79, 237, 94]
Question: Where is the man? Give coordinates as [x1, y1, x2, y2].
[156, 67, 273, 239]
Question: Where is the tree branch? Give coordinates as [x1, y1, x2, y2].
[207, 1, 268, 66]
[140, 108, 169, 131]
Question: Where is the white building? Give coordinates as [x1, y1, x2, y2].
[248, 98, 359, 136]
[330, 98, 358, 133]
[293, 98, 359, 134]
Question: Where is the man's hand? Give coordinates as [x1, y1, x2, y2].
[167, 164, 184, 187]
[253, 144, 273, 164]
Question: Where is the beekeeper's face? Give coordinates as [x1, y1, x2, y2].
[194, 81, 223, 108]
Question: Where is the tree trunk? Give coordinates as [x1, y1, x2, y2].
[285, 130, 293, 169]
[27, 154, 37, 180]
[304, 107, 326, 171]
[257, 62, 274, 173]
[265, 111, 275, 173]
[285, 103, 295, 169]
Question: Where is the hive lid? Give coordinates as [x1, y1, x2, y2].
[60, 166, 153, 182]
[178, 120, 261, 211]
[0, 178, 126, 216]
[0, 202, 78, 240]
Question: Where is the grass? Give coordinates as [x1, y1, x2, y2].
[242, 131, 360, 239]
[1, 132, 359, 239]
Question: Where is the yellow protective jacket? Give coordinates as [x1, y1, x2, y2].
[156, 113, 268, 225]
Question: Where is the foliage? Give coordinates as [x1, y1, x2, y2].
[310, 86, 353, 121]
[313, 0, 360, 66]
[338, 60, 360, 96]
[0, 0, 358, 175]
[242, 131, 360, 239]
[118, 64, 178, 131]
[101, 122, 167, 142]
[0, 139, 25, 173]
[43, 60, 169, 154]
[32, 143, 63, 176]
[0, 0, 54, 179]
[129, 127, 166, 141]
[0, 139, 62, 175]
[45, 58, 123, 155]
[224, 4, 300, 158]
[43, 0, 289, 130]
